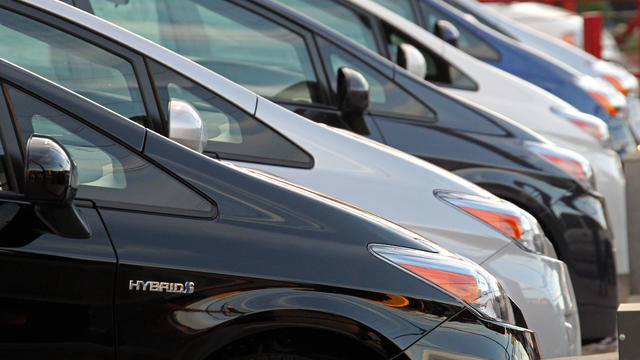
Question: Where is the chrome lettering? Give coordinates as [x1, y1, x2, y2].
[128, 280, 194, 294]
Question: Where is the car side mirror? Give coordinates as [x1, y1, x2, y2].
[435, 20, 460, 47]
[168, 99, 208, 153]
[25, 135, 91, 238]
[337, 67, 370, 135]
[397, 43, 427, 79]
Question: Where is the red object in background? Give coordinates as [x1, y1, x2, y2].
[584, 12, 603, 58]
[562, 0, 577, 11]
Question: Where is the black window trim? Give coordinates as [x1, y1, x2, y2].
[314, 34, 439, 124]
[377, 21, 479, 91]
[0, 0, 164, 132]
[2, 78, 218, 219]
[0, 84, 20, 192]
[145, 58, 316, 170]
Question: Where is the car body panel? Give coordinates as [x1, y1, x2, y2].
[404, 308, 540, 359]
[0, 203, 116, 359]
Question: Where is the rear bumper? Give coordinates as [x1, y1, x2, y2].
[481, 243, 580, 358]
[403, 308, 540, 360]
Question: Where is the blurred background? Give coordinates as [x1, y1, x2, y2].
[477, 0, 640, 75]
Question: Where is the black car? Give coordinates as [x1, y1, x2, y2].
[4, 0, 615, 342]
[0, 58, 540, 359]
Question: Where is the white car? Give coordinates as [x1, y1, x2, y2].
[8, 0, 579, 355]
[445, 0, 640, 140]
[280, 0, 630, 277]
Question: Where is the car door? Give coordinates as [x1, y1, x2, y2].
[0, 70, 221, 359]
[0, 80, 116, 358]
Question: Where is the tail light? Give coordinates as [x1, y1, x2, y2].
[578, 75, 627, 117]
[551, 107, 611, 148]
[526, 141, 595, 190]
[561, 32, 575, 45]
[603, 74, 629, 95]
[370, 244, 514, 324]
[588, 91, 617, 116]
[435, 191, 545, 254]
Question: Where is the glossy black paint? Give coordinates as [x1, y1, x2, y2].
[0, 203, 116, 359]
[405, 308, 540, 359]
[23, 135, 91, 239]
[245, 0, 618, 341]
[24, 136, 76, 204]
[337, 66, 370, 134]
[0, 60, 540, 358]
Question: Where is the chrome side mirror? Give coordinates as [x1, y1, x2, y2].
[435, 20, 460, 47]
[168, 99, 208, 153]
[397, 43, 427, 79]
[25, 135, 90, 238]
[337, 67, 370, 135]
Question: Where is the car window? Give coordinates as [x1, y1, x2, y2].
[89, 0, 320, 104]
[148, 60, 313, 168]
[0, 7, 147, 125]
[419, 0, 500, 61]
[7, 86, 213, 214]
[274, 0, 378, 52]
[318, 39, 435, 119]
[382, 24, 477, 90]
[370, 0, 417, 22]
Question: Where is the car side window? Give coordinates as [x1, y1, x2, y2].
[419, 1, 500, 61]
[6, 86, 213, 215]
[382, 23, 477, 90]
[0, 7, 148, 125]
[88, 0, 320, 104]
[274, 0, 378, 52]
[370, 0, 417, 22]
[148, 60, 313, 168]
[317, 39, 435, 119]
